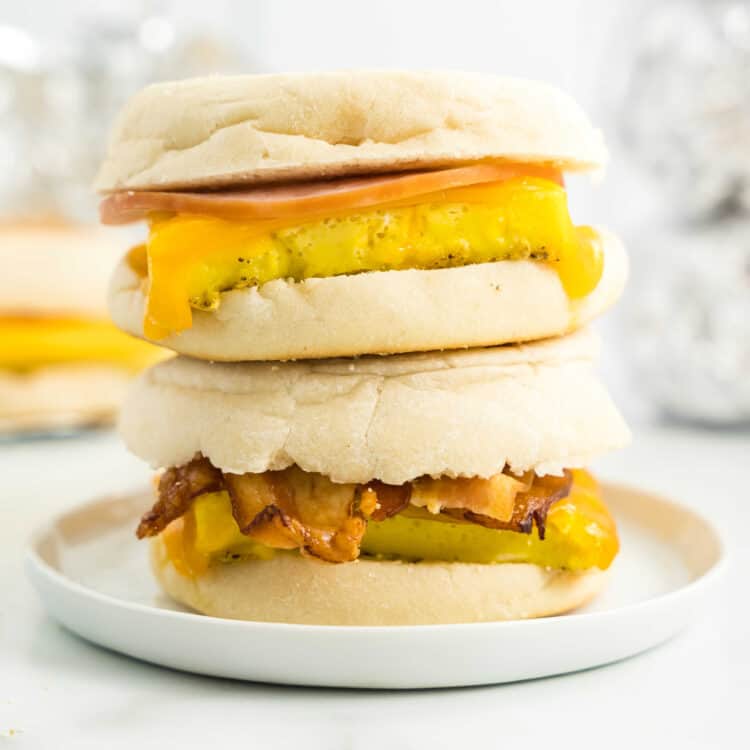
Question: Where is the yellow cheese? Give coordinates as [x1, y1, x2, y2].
[0, 316, 167, 371]
[136, 177, 603, 339]
[160, 470, 618, 576]
[160, 492, 274, 577]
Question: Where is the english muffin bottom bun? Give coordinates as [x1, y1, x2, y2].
[151, 540, 608, 626]
[98, 71, 623, 360]
[0, 223, 168, 433]
[125, 329, 628, 624]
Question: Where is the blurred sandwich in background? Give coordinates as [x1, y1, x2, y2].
[0, 220, 167, 434]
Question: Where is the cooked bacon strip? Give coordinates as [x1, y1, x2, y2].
[221, 471, 271, 532]
[245, 508, 367, 564]
[366, 481, 412, 521]
[239, 506, 305, 551]
[100, 164, 563, 225]
[139, 457, 573, 561]
[136, 456, 223, 538]
[224, 467, 367, 563]
[138, 459, 365, 562]
[225, 474, 410, 562]
[140, 458, 372, 562]
[459, 471, 573, 539]
[410, 472, 533, 522]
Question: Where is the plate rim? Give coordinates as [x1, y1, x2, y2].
[25, 480, 729, 635]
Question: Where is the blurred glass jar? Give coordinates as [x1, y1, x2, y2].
[620, 0, 750, 220]
[628, 221, 750, 426]
[617, 0, 750, 426]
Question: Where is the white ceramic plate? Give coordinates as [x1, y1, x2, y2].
[26, 482, 725, 689]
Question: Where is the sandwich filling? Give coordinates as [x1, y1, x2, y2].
[0, 316, 165, 371]
[102, 164, 604, 340]
[138, 456, 618, 576]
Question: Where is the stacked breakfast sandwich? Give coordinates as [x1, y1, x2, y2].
[96, 71, 629, 625]
[0, 222, 164, 433]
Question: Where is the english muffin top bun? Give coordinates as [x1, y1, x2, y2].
[95, 71, 607, 192]
[119, 328, 629, 484]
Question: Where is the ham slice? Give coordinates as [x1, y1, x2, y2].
[100, 163, 563, 225]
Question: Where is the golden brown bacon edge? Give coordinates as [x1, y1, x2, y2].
[137, 456, 571, 562]
[458, 471, 573, 540]
[222, 469, 402, 563]
[136, 457, 223, 538]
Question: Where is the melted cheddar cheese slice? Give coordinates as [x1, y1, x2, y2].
[159, 470, 618, 577]
[133, 177, 604, 339]
[0, 317, 167, 371]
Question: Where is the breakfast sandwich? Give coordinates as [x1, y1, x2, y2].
[97, 71, 627, 361]
[0, 223, 166, 432]
[119, 329, 628, 624]
[97, 71, 629, 624]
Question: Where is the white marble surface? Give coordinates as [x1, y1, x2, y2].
[1, 425, 747, 749]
